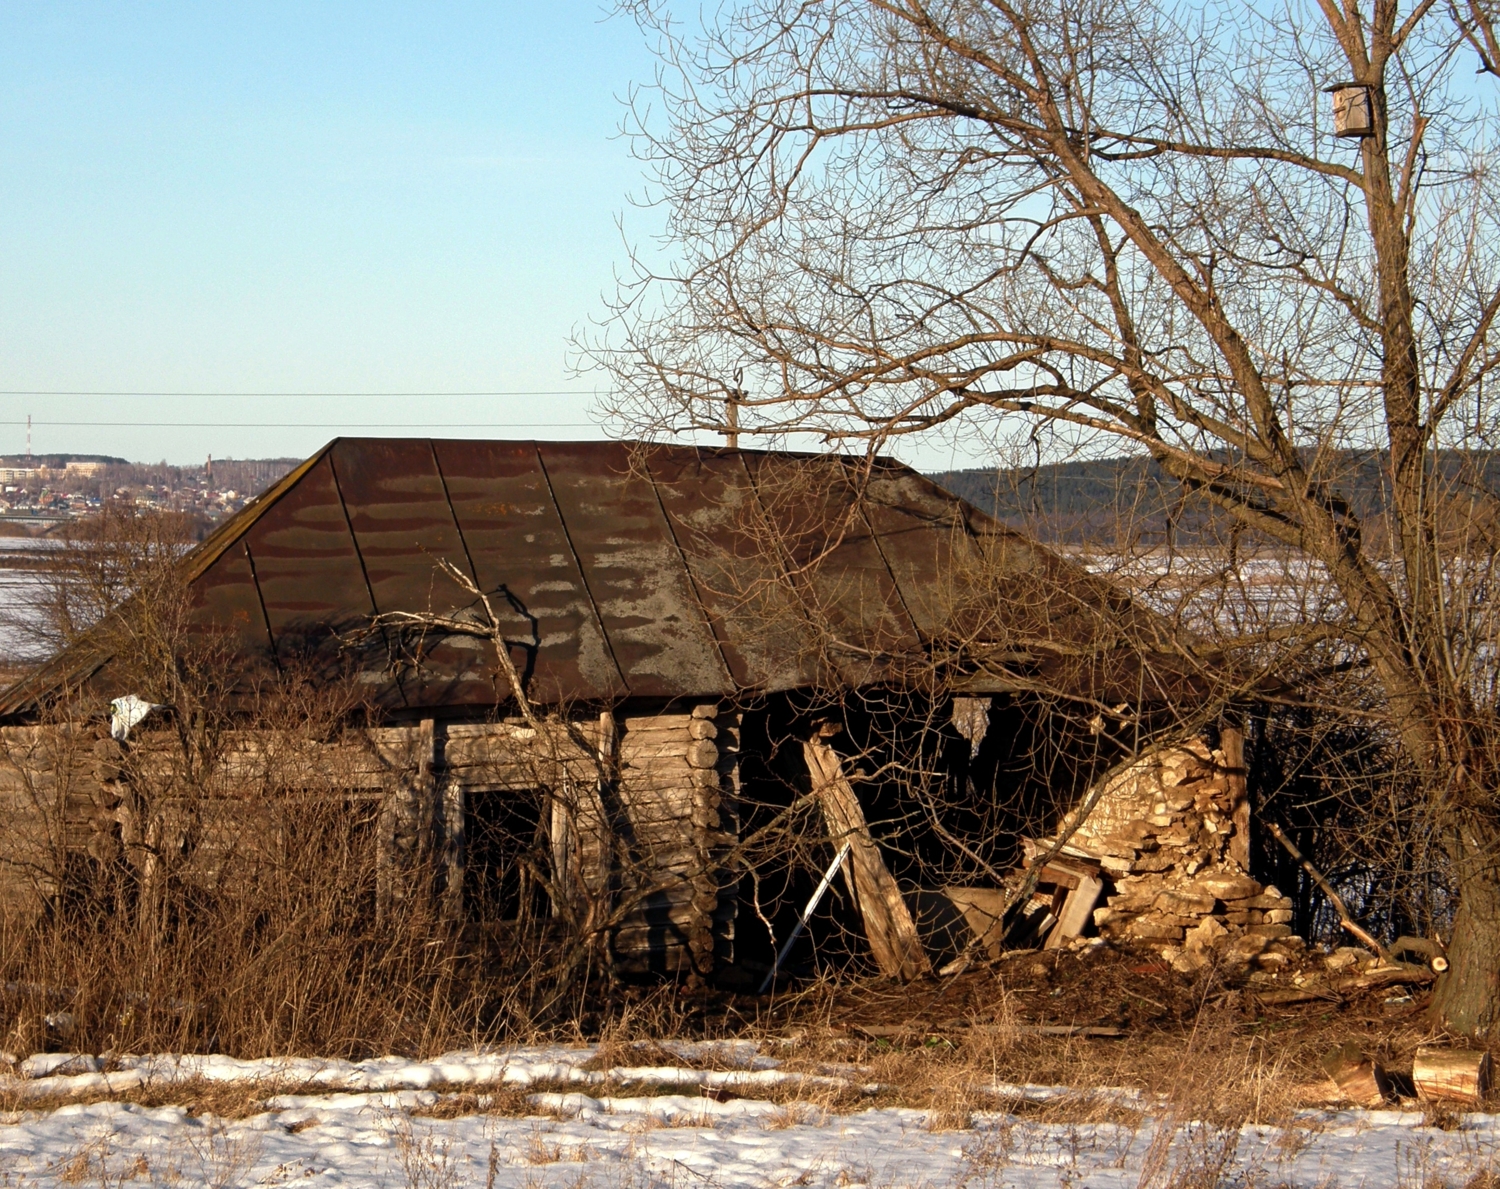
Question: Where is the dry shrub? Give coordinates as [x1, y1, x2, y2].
[392, 1117, 462, 1189]
[0, 696, 532, 1057]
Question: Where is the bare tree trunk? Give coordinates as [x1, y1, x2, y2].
[1432, 815, 1500, 1035]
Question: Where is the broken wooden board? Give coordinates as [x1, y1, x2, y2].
[1045, 872, 1104, 950]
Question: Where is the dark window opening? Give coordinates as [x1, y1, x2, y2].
[464, 788, 549, 927]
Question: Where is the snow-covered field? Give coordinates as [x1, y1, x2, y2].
[1, 1045, 1497, 1188]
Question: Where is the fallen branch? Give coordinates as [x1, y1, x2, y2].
[1265, 822, 1388, 959]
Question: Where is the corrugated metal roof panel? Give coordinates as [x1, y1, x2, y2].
[639, 446, 821, 692]
[0, 439, 1209, 716]
[241, 451, 387, 694]
[433, 439, 628, 704]
[539, 441, 733, 699]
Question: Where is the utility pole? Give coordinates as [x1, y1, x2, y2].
[25, 415, 30, 462]
[724, 394, 739, 449]
[723, 370, 743, 449]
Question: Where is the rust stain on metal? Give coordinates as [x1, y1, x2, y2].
[0, 438, 1208, 715]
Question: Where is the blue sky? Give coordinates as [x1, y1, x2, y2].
[0, 3, 650, 463]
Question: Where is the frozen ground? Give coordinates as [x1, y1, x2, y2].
[1, 1045, 1496, 1188]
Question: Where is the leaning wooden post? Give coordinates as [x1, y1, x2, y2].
[438, 772, 465, 922]
[802, 725, 929, 981]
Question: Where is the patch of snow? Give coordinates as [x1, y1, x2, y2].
[6, 1096, 1500, 1188]
[5, 1046, 1500, 1187]
[18, 1053, 101, 1079]
[6, 1044, 877, 1102]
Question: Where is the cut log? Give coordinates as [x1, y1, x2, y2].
[1321, 1042, 1390, 1106]
[1414, 1046, 1491, 1104]
[803, 733, 930, 981]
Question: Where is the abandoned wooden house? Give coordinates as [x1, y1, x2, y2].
[0, 438, 1281, 984]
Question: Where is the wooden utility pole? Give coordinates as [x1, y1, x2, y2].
[722, 370, 743, 448]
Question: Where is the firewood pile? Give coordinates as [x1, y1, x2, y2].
[1039, 734, 1303, 973]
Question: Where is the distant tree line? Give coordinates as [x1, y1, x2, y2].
[930, 452, 1500, 549]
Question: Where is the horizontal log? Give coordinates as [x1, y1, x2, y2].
[620, 764, 698, 788]
[622, 715, 695, 732]
[620, 742, 696, 764]
[618, 785, 696, 810]
[613, 910, 733, 949]
[611, 950, 692, 973]
[615, 722, 690, 743]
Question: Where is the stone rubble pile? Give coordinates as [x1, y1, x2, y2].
[1061, 736, 1304, 974]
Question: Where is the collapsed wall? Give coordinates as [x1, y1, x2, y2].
[1058, 733, 1302, 973]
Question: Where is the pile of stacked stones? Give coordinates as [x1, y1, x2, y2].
[1063, 737, 1302, 973]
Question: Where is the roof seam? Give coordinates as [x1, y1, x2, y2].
[325, 443, 403, 707]
[855, 463, 924, 648]
[737, 451, 830, 688]
[532, 442, 630, 697]
[240, 539, 282, 669]
[429, 441, 501, 703]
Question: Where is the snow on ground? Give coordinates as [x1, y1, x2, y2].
[1, 1044, 1497, 1187]
[9, 1044, 868, 1102]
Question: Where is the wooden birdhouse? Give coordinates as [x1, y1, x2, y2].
[1329, 83, 1373, 138]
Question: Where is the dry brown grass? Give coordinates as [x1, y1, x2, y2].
[749, 946, 1467, 1126]
[0, 929, 1477, 1147]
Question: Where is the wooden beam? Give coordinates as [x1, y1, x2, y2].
[376, 717, 436, 923]
[802, 732, 930, 981]
[1223, 726, 1250, 870]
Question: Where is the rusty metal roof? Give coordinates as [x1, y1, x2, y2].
[0, 439, 1208, 716]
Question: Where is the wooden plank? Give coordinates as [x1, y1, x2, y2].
[1223, 726, 1250, 869]
[1046, 874, 1103, 949]
[803, 732, 929, 981]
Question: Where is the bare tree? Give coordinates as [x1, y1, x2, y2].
[589, 0, 1500, 1031]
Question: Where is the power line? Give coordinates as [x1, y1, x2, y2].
[0, 421, 599, 429]
[0, 389, 596, 398]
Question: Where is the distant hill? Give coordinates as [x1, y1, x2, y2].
[0, 453, 129, 468]
[928, 451, 1500, 545]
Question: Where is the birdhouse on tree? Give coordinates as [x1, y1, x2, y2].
[1329, 83, 1373, 138]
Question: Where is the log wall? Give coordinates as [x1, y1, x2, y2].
[611, 704, 740, 977]
[0, 708, 741, 976]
